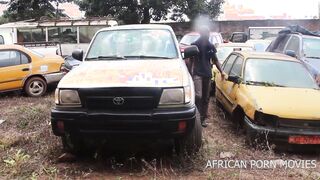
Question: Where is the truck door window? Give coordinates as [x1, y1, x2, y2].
[275, 35, 290, 52]
[286, 36, 300, 55]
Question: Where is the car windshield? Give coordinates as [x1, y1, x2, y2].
[303, 37, 320, 58]
[86, 29, 178, 60]
[244, 58, 318, 89]
[180, 34, 200, 45]
[217, 46, 253, 63]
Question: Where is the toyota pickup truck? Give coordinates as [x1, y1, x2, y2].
[51, 24, 202, 156]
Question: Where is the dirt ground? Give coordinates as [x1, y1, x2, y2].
[1, 90, 320, 179]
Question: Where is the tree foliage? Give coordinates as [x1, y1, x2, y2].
[76, 0, 224, 24]
[3, 0, 69, 22]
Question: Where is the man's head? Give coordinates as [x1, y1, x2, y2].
[199, 26, 210, 40]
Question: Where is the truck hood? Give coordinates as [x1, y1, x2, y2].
[305, 57, 320, 73]
[246, 86, 320, 120]
[58, 59, 187, 88]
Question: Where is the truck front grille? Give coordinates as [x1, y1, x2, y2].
[78, 87, 162, 110]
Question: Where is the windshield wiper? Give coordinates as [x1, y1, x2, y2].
[306, 56, 320, 59]
[245, 81, 286, 87]
[124, 55, 174, 59]
[86, 55, 127, 60]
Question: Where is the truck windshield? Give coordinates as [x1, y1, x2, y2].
[244, 58, 318, 89]
[86, 29, 178, 60]
[303, 37, 320, 58]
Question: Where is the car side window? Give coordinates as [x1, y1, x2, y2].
[223, 54, 237, 74]
[21, 53, 30, 64]
[286, 36, 300, 55]
[229, 57, 244, 77]
[0, 51, 24, 68]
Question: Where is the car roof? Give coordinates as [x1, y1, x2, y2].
[233, 51, 300, 62]
[0, 44, 25, 50]
[218, 43, 253, 48]
[99, 24, 174, 31]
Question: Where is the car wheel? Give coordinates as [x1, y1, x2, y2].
[24, 77, 47, 97]
[174, 109, 202, 156]
[244, 124, 268, 149]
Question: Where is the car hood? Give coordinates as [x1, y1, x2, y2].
[246, 86, 320, 120]
[58, 59, 187, 88]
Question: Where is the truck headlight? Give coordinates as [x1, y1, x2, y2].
[159, 88, 184, 105]
[159, 86, 194, 106]
[55, 89, 81, 106]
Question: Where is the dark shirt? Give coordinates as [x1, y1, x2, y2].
[191, 38, 217, 78]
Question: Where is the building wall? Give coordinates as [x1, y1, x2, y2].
[161, 19, 320, 40]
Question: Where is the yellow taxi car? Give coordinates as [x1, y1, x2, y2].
[215, 51, 320, 146]
[0, 45, 65, 97]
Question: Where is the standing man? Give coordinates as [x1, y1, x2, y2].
[191, 27, 225, 127]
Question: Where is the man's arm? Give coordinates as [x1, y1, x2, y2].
[212, 54, 222, 73]
[212, 53, 226, 79]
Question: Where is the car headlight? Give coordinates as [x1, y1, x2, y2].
[254, 111, 278, 127]
[55, 89, 81, 106]
[159, 86, 194, 107]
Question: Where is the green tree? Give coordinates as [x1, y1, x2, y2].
[172, 0, 224, 21]
[3, 0, 69, 22]
[76, 0, 224, 24]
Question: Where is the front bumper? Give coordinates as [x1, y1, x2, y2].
[44, 72, 65, 84]
[51, 106, 196, 138]
[244, 116, 320, 144]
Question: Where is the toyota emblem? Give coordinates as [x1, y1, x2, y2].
[113, 97, 125, 105]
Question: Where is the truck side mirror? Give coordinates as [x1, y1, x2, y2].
[285, 50, 297, 58]
[183, 45, 199, 59]
[72, 49, 83, 61]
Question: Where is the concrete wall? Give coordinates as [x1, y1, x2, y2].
[161, 19, 320, 40]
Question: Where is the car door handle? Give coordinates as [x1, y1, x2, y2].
[22, 68, 30, 71]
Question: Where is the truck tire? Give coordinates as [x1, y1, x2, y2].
[61, 134, 92, 156]
[24, 77, 47, 97]
[175, 109, 202, 156]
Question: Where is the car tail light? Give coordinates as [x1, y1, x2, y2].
[178, 121, 187, 132]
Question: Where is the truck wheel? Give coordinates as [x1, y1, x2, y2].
[175, 109, 202, 156]
[24, 77, 47, 97]
[61, 134, 92, 156]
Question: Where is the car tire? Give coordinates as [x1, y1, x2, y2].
[174, 109, 202, 156]
[244, 123, 268, 149]
[24, 77, 47, 97]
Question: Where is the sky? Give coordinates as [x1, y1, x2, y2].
[226, 0, 320, 19]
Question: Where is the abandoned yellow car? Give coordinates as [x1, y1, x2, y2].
[215, 51, 320, 146]
[0, 45, 65, 97]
